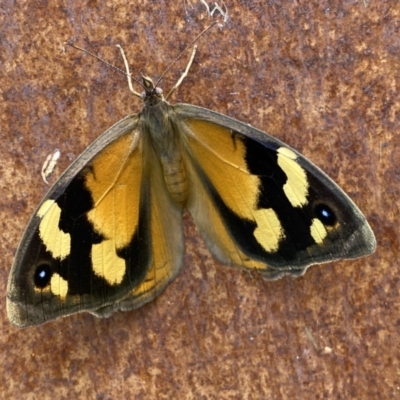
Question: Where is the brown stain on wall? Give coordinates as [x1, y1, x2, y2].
[0, 1, 398, 398]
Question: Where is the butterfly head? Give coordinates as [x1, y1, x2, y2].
[140, 76, 164, 105]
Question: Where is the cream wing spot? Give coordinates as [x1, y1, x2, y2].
[50, 273, 69, 299]
[277, 147, 309, 207]
[91, 239, 126, 285]
[310, 218, 328, 244]
[37, 199, 71, 260]
[253, 208, 285, 252]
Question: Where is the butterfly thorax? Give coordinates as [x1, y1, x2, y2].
[140, 93, 188, 208]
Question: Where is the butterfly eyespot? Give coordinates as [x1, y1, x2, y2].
[33, 264, 53, 288]
[314, 203, 337, 226]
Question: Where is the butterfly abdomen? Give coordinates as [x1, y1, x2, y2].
[160, 152, 188, 206]
[144, 101, 189, 207]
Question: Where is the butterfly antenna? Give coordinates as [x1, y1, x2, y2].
[155, 22, 218, 89]
[69, 43, 143, 98]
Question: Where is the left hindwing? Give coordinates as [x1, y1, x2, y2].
[174, 104, 375, 279]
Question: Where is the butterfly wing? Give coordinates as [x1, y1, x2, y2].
[173, 104, 375, 279]
[7, 115, 185, 327]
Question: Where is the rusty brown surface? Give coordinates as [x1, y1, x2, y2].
[0, 1, 398, 399]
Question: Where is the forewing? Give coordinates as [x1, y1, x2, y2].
[174, 104, 375, 278]
[7, 116, 153, 327]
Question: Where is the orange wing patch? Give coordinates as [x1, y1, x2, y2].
[185, 120, 260, 219]
[85, 131, 142, 249]
[184, 119, 286, 259]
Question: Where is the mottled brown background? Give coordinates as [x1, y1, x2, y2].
[0, 1, 398, 399]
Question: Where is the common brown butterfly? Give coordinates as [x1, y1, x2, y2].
[7, 29, 375, 327]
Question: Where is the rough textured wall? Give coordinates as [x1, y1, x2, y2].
[0, 1, 398, 399]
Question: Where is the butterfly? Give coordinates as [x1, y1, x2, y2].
[6, 37, 376, 328]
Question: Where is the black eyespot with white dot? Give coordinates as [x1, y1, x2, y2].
[34, 264, 53, 288]
[314, 204, 337, 226]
